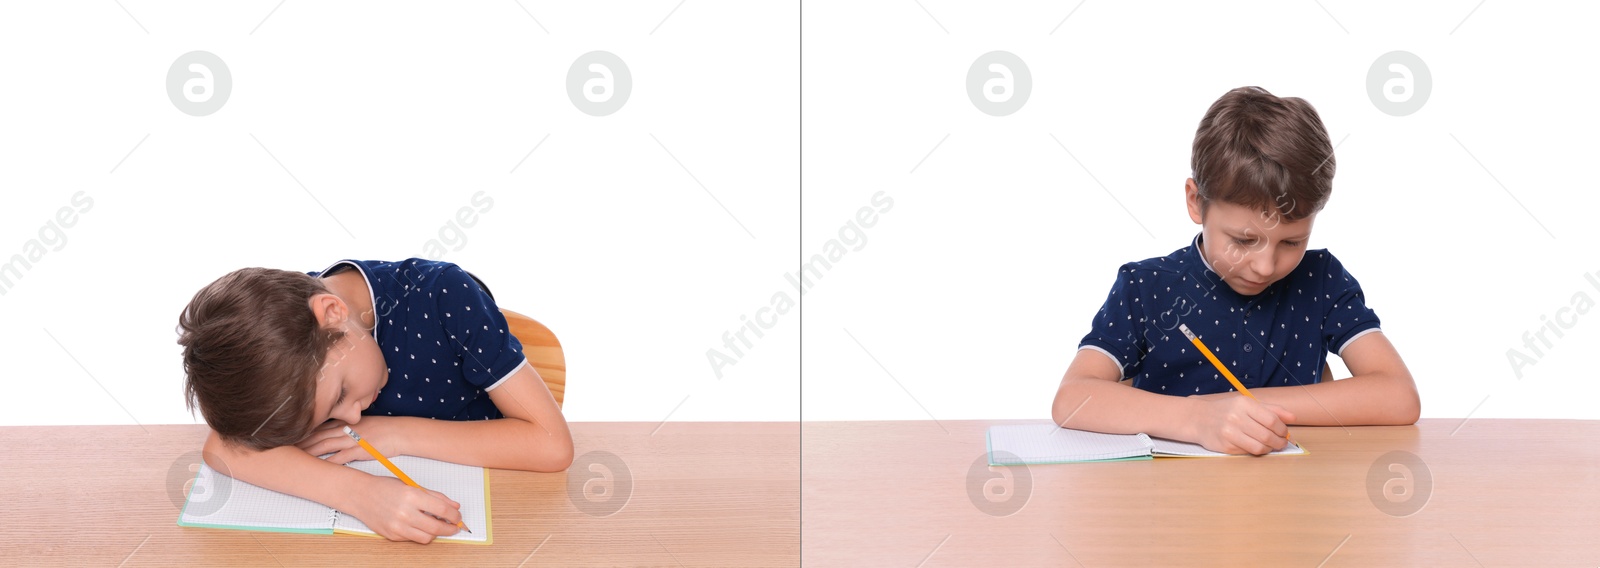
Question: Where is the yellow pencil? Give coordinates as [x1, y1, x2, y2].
[343, 425, 471, 534]
[1176, 323, 1290, 439]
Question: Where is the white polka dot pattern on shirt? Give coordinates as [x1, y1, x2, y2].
[318, 259, 525, 422]
[1076, 236, 1380, 395]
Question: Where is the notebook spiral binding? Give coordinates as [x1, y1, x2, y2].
[328, 509, 341, 526]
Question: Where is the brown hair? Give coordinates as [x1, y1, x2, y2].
[178, 268, 345, 450]
[1191, 86, 1334, 221]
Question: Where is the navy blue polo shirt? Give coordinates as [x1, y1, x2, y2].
[308, 259, 526, 420]
[1078, 234, 1382, 395]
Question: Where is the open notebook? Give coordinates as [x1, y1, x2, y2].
[178, 456, 491, 544]
[987, 423, 1307, 465]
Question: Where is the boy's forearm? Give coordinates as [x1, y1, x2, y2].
[202, 430, 372, 512]
[385, 416, 573, 472]
[1231, 373, 1421, 426]
[1052, 378, 1199, 441]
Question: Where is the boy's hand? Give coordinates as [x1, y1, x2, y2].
[296, 417, 399, 464]
[1186, 396, 1295, 455]
[346, 474, 464, 544]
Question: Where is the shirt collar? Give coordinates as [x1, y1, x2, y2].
[1187, 232, 1223, 279]
[1192, 233, 1212, 272]
[1187, 232, 1278, 304]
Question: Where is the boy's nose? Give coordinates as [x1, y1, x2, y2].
[1250, 254, 1276, 280]
[335, 407, 361, 425]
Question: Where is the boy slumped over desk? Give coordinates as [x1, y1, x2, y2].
[179, 259, 573, 543]
[1052, 87, 1421, 455]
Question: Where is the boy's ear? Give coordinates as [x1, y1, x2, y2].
[1185, 178, 1204, 225]
[307, 293, 348, 330]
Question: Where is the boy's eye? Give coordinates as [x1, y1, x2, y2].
[335, 387, 346, 405]
[1235, 237, 1303, 247]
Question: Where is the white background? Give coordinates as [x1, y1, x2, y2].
[3, 2, 1597, 428]
[0, 2, 798, 426]
[801, 1, 1600, 421]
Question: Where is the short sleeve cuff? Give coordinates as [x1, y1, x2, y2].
[1077, 343, 1127, 377]
[1334, 325, 1383, 357]
[483, 357, 529, 392]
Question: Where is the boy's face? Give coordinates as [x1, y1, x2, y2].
[1185, 179, 1316, 297]
[308, 295, 389, 430]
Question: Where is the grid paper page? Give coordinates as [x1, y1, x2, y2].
[334, 456, 488, 543]
[1149, 437, 1306, 457]
[178, 462, 334, 533]
[988, 424, 1155, 465]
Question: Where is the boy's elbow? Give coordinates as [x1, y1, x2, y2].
[1398, 390, 1421, 425]
[1391, 373, 1421, 425]
[201, 433, 224, 469]
[1051, 380, 1084, 427]
[530, 431, 574, 472]
[548, 437, 575, 472]
[1050, 401, 1070, 428]
[201, 429, 252, 473]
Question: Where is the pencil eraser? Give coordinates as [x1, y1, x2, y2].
[1177, 323, 1197, 340]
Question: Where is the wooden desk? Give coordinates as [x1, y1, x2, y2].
[1, 422, 797, 567]
[802, 419, 1600, 567]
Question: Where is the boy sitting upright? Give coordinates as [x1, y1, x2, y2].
[1052, 87, 1420, 455]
